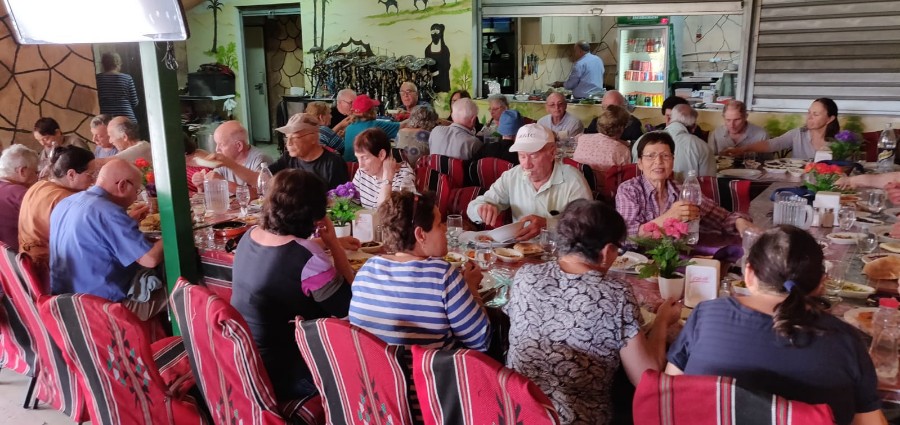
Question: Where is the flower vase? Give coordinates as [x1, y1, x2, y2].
[658, 273, 685, 301]
[334, 224, 352, 238]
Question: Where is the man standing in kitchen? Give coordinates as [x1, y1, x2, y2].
[552, 41, 604, 99]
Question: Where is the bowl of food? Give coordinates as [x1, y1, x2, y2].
[787, 167, 804, 177]
[213, 221, 249, 239]
[512, 242, 543, 256]
[359, 241, 383, 254]
[443, 252, 467, 268]
[493, 247, 524, 263]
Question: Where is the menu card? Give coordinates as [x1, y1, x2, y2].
[684, 258, 720, 308]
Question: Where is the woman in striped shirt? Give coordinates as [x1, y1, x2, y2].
[349, 191, 490, 350]
[351, 128, 416, 209]
[96, 52, 139, 124]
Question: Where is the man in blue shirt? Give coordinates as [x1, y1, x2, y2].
[553, 41, 604, 99]
[50, 159, 165, 320]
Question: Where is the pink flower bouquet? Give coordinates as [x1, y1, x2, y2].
[631, 218, 693, 279]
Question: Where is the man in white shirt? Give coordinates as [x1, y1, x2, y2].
[192, 121, 273, 192]
[105, 116, 151, 165]
[537, 92, 584, 138]
[708, 100, 768, 154]
[467, 124, 591, 241]
[428, 98, 483, 160]
[667, 104, 716, 181]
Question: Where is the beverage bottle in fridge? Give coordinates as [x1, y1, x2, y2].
[870, 298, 899, 383]
[877, 123, 897, 172]
[257, 162, 273, 200]
[681, 170, 702, 245]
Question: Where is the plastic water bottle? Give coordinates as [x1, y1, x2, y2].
[681, 170, 702, 245]
[256, 162, 273, 200]
[877, 123, 897, 173]
[870, 298, 900, 383]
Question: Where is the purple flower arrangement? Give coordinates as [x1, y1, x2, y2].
[829, 130, 861, 161]
[327, 182, 362, 226]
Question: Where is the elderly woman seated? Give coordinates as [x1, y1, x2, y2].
[351, 128, 415, 209]
[303, 101, 344, 154]
[504, 199, 679, 425]
[230, 169, 356, 403]
[349, 191, 491, 350]
[615, 131, 752, 237]
[667, 225, 886, 425]
[573, 104, 633, 172]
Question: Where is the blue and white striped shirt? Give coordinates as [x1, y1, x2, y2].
[349, 256, 490, 351]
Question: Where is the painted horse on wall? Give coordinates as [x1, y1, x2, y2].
[413, 0, 428, 9]
[377, 0, 399, 13]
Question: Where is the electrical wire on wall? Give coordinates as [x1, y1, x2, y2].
[163, 42, 179, 71]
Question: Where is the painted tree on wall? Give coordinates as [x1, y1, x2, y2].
[312, 0, 318, 48]
[208, 0, 224, 53]
[321, 0, 330, 47]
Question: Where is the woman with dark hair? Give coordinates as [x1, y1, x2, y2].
[722, 98, 840, 160]
[231, 169, 355, 403]
[18, 145, 95, 270]
[349, 191, 490, 350]
[666, 225, 885, 425]
[96, 52, 140, 124]
[504, 199, 679, 425]
[615, 131, 753, 237]
[352, 128, 415, 209]
[33, 117, 89, 178]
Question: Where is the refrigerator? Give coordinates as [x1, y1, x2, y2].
[618, 25, 671, 108]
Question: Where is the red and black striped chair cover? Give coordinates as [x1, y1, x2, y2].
[0, 243, 39, 408]
[633, 370, 833, 425]
[562, 158, 598, 195]
[421, 154, 466, 189]
[415, 168, 453, 217]
[602, 163, 641, 201]
[0, 246, 90, 420]
[448, 186, 485, 217]
[410, 345, 560, 425]
[697, 176, 721, 206]
[38, 293, 207, 425]
[729, 179, 753, 214]
[170, 278, 324, 425]
[469, 157, 514, 190]
[294, 318, 416, 425]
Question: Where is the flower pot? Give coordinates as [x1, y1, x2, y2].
[334, 224, 352, 238]
[658, 273, 685, 301]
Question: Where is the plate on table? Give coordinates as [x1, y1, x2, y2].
[855, 215, 885, 226]
[844, 307, 879, 335]
[719, 169, 762, 179]
[826, 232, 863, 244]
[459, 231, 516, 247]
[840, 282, 876, 299]
[884, 208, 900, 218]
[344, 251, 373, 272]
[861, 252, 900, 264]
[609, 252, 649, 274]
[872, 226, 900, 244]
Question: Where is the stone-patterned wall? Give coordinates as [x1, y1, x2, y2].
[265, 15, 304, 123]
[0, 8, 99, 151]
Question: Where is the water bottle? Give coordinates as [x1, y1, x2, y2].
[681, 170, 702, 245]
[870, 298, 900, 383]
[877, 123, 897, 173]
[256, 162, 273, 200]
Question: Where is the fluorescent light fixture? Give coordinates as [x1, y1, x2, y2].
[3, 0, 189, 44]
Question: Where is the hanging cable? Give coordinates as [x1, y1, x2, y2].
[163, 41, 179, 71]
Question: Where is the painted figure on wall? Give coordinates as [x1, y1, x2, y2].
[425, 23, 451, 93]
[377, 0, 399, 13]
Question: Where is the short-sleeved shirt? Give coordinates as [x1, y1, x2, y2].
[18, 180, 78, 267]
[349, 256, 490, 351]
[50, 186, 153, 301]
[537, 112, 585, 138]
[268, 149, 349, 190]
[352, 165, 415, 209]
[0, 180, 29, 251]
[573, 132, 632, 172]
[231, 228, 351, 402]
[768, 127, 819, 160]
[94, 146, 119, 158]
[708, 123, 768, 154]
[668, 297, 881, 425]
[428, 123, 483, 160]
[668, 122, 716, 180]
[503, 262, 641, 425]
[343, 120, 401, 162]
[215, 146, 273, 186]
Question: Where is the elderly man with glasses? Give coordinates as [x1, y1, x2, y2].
[398, 81, 430, 112]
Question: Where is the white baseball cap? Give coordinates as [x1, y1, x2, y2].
[509, 124, 555, 153]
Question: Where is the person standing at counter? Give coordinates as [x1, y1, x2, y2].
[708, 100, 768, 154]
[537, 92, 584, 138]
[551, 41, 604, 99]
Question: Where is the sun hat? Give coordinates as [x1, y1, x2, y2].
[509, 124, 555, 153]
[274, 113, 319, 136]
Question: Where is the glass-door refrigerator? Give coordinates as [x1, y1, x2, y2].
[618, 25, 669, 108]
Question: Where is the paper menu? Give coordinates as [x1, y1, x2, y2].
[684, 258, 720, 308]
[352, 209, 379, 243]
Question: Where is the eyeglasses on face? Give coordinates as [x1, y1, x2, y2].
[641, 153, 674, 162]
[400, 90, 416, 95]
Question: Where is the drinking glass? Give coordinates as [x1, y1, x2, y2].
[823, 260, 846, 304]
[190, 193, 206, 224]
[235, 184, 251, 218]
[540, 229, 558, 261]
[837, 205, 856, 231]
[475, 242, 495, 270]
[743, 152, 758, 169]
[447, 214, 463, 248]
[865, 189, 887, 217]
[857, 225, 879, 254]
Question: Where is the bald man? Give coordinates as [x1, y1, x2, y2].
[50, 158, 166, 320]
[193, 120, 273, 192]
[585, 90, 645, 143]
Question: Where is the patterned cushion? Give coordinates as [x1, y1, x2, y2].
[171, 278, 323, 425]
[469, 158, 514, 190]
[449, 186, 485, 216]
[729, 179, 752, 214]
[39, 293, 206, 425]
[423, 154, 466, 189]
[411, 345, 560, 425]
[602, 163, 641, 202]
[0, 244, 37, 379]
[633, 370, 834, 425]
[295, 318, 416, 425]
[415, 168, 453, 217]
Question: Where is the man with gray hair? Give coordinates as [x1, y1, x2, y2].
[667, 104, 715, 180]
[192, 120, 273, 192]
[331, 88, 357, 133]
[551, 41, 604, 99]
[90, 114, 118, 158]
[0, 145, 39, 250]
[428, 97, 483, 160]
[708, 100, 768, 154]
[537, 91, 584, 138]
[98, 116, 151, 165]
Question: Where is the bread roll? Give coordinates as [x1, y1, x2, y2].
[513, 242, 542, 256]
[863, 255, 900, 280]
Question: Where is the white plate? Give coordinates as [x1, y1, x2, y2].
[872, 225, 900, 244]
[855, 216, 885, 226]
[843, 307, 878, 335]
[884, 208, 900, 218]
[442, 252, 467, 268]
[764, 167, 786, 174]
[459, 231, 515, 247]
[862, 252, 900, 264]
[486, 221, 527, 243]
[719, 169, 762, 179]
[610, 252, 649, 274]
[826, 232, 863, 244]
[840, 282, 876, 299]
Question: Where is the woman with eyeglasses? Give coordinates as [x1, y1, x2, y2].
[615, 131, 753, 237]
[349, 191, 491, 350]
[18, 145, 95, 272]
[504, 199, 680, 425]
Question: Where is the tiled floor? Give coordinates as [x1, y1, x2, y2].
[0, 369, 74, 424]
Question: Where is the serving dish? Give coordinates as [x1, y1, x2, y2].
[609, 252, 649, 274]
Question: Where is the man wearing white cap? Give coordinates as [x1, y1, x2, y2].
[467, 124, 592, 241]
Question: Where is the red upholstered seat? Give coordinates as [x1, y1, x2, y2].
[633, 370, 833, 425]
[39, 293, 207, 425]
[470, 157, 513, 190]
[0, 245, 90, 420]
[170, 278, 324, 425]
[697, 175, 721, 206]
[415, 168, 453, 217]
[562, 158, 599, 196]
[346, 161, 360, 179]
[422, 154, 466, 189]
[729, 179, 753, 214]
[0, 243, 39, 409]
[411, 345, 560, 425]
[294, 318, 416, 425]
[602, 163, 641, 202]
[448, 186, 485, 216]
